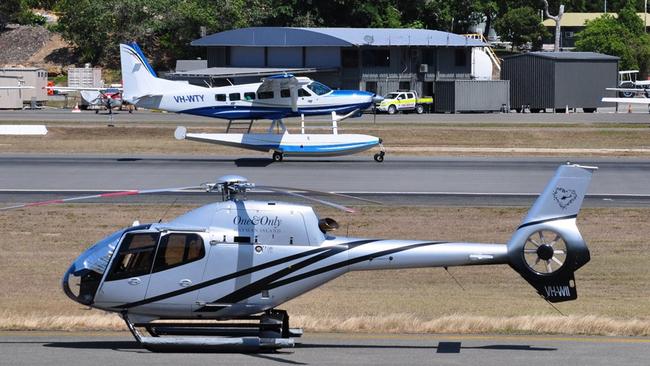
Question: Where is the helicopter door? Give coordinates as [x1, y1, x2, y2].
[95, 232, 160, 306]
[144, 232, 207, 314]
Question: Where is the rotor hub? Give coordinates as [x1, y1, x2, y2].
[536, 244, 554, 261]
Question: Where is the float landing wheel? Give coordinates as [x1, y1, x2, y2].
[374, 151, 385, 163]
[272, 151, 284, 162]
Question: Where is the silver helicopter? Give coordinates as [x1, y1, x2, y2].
[3, 163, 596, 351]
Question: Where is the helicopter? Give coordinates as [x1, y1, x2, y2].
[2, 163, 596, 351]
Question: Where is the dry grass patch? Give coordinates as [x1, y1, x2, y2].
[0, 204, 649, 335]
[1, 123, 649, 156]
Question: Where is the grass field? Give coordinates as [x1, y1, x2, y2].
[1, 203, 648, 335]
[1, 122, 650, 156]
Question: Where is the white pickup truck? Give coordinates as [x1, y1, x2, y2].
[375, 90, 433, 114]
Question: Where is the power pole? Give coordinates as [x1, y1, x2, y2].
[543, 0, 565, 52]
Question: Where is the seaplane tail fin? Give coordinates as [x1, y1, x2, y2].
[120, 42, 193, 103]
[506, 163, 597, 302]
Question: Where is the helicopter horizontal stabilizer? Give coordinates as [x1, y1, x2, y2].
[506, 163, 596, 302]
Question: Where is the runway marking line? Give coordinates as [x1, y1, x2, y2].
[308, 332, 650, 345]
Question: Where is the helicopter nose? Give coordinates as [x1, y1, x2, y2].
[62, 263, 102, 306]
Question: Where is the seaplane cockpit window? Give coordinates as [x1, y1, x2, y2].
[152, 233, 205, 273]
[215, 94, 226, 102]
[106, 232, 160, 281]
[280, 89, 291, 98]
[258, 91, 274, 99]
[307, 81, 332, 96]
[244, 92, 256, 100]
[298, 88, 311, 97]
[229, 93, 241, 101]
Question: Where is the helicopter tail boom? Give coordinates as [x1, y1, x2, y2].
[506, 163, 596, 302]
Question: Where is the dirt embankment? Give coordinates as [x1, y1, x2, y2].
[0, 25, 74, 73]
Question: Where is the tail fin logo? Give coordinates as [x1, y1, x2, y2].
[553, 187, 577, 209]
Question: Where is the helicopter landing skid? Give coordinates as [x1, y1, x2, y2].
[123, 310, 300, 352]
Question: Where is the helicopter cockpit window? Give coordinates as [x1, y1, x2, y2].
[106, 232, 160, 281]
[306, 81, 332, 96]
[152, 233, 205, 273]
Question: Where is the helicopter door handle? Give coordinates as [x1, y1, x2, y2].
[127, 278, 141, 286]
[179, 279, 192, 287]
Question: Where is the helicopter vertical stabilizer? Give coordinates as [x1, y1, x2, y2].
[507, 163, 596, 302]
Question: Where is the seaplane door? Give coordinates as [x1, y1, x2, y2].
[144, 232, 208, 314]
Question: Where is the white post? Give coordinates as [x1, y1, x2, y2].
[301, 114, 305, 134]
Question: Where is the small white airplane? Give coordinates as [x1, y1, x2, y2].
[120, 42, 385, 162]
[48, 85, 128, 114]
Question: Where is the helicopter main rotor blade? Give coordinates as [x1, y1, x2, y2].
[256, 185, 382, 205]
[257, 186, 356, 213]
[0, 186, 202, 211]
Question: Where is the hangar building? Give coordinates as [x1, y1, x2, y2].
[167, 27, 495, 97]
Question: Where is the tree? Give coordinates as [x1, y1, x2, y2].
[494, 7, 550, 50]
[575, 3, 650, 76]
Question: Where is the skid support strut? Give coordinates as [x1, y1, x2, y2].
[122, 310, 300, 352]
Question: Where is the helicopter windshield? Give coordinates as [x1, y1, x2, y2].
[71, 228, 127, 276]
[306, 81, 332, 96]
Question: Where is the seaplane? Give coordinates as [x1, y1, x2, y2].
[120, 42, 385, 162]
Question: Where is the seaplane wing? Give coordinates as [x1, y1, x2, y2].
[258, 74, 311, 112]
[602, 97, 650, 104]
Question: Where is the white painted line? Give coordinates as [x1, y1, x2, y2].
[0, 125, 47, 135]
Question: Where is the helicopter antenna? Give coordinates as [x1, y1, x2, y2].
[443, 266, 465, 291]
[157, 197, 179, 223]
[543, 297, 567, 317]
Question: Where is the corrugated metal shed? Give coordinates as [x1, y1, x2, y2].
[501, 52, 619, 112]
[435, 80, 509, 113]
[192, 27, 485, 47]
[0, 68, 48, 102]
[0, 75, 25, 109]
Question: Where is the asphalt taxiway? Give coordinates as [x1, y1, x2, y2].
[2, 108, 650, 124]
[1, 332, 648, 366]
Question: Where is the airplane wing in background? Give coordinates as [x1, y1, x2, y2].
[0, 86, 34, 90]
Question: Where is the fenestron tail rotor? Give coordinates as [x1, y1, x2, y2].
[523, 230, 567, 275]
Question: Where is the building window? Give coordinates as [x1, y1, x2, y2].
[341, 49, 359, 68]
[365, 81, 377, 94]
[454, 49, 467, 67]
[215, 94, 226, 102]
[229, 93, 241, 101]
[422, 48, 435, 67]
[362, 49, 390, 67]
[399, 81, 410, 91]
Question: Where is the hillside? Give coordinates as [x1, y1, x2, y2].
[0, 25, 76, 73]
